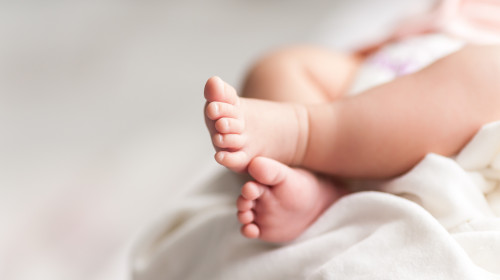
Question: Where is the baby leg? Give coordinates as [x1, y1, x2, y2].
[303, 45, 500, 178]
[241, 46, 362, 103]
[206, 45, 500, 178]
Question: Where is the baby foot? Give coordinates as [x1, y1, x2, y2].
[204, 76, 309, 173]
[236, 157, 348, 243]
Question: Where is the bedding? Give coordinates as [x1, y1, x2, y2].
[130, 126, 500, 279]
[130, 34, 500, 279]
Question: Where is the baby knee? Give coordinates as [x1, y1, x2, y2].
[243, 47, 304, 87]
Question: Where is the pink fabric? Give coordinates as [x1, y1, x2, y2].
[394, 0, 500, 44]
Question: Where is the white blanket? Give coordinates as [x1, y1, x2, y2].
[130, 33, 500, 280]
[130, 119, 500, 279]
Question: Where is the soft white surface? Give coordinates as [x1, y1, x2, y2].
[0, 0, 435, 279]
[131, 125, 500, 280]
[130, 27, 500, 278]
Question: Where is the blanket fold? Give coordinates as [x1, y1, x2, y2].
[131, 121, 500, 280]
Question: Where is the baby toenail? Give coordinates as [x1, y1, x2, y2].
[215, 76, 224, 93]
[217, 134, 223, 144]
[213, 103, 219, 116]
[216, 152, 225, 162]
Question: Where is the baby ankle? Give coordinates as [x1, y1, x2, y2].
[290, 104, 310, 167]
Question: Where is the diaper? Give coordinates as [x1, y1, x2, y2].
[349, 33, 465, 95]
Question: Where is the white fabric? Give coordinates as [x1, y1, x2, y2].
[349, 33, 464, 94]
[130, 33, 500, 280]
[130, 131, 500, 279]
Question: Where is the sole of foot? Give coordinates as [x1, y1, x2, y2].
[236, 156, 348, 243]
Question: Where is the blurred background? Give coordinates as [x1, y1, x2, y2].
[0, 0, 432, 279]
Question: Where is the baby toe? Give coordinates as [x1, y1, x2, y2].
[237, 210, 255, 224]
[204, 76, 239, 105]
[241, 181, 266, 200]
[205, 102, 239, 120]
[215, 151, 249, 173]
[215, 118, 244, 134]
[248, 157, 288, 186]
[212, 133, 245, 149]
[237, 196, 255, 211]
[241, 223, 260, 239]
[204, 76, 225, 102]
[222, 80, 240, 105]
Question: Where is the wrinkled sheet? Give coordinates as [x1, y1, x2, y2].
[130, 120, 500, 279]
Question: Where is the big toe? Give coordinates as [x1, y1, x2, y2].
[204, 76, 240, 105]
[248, 157, 288, 185]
